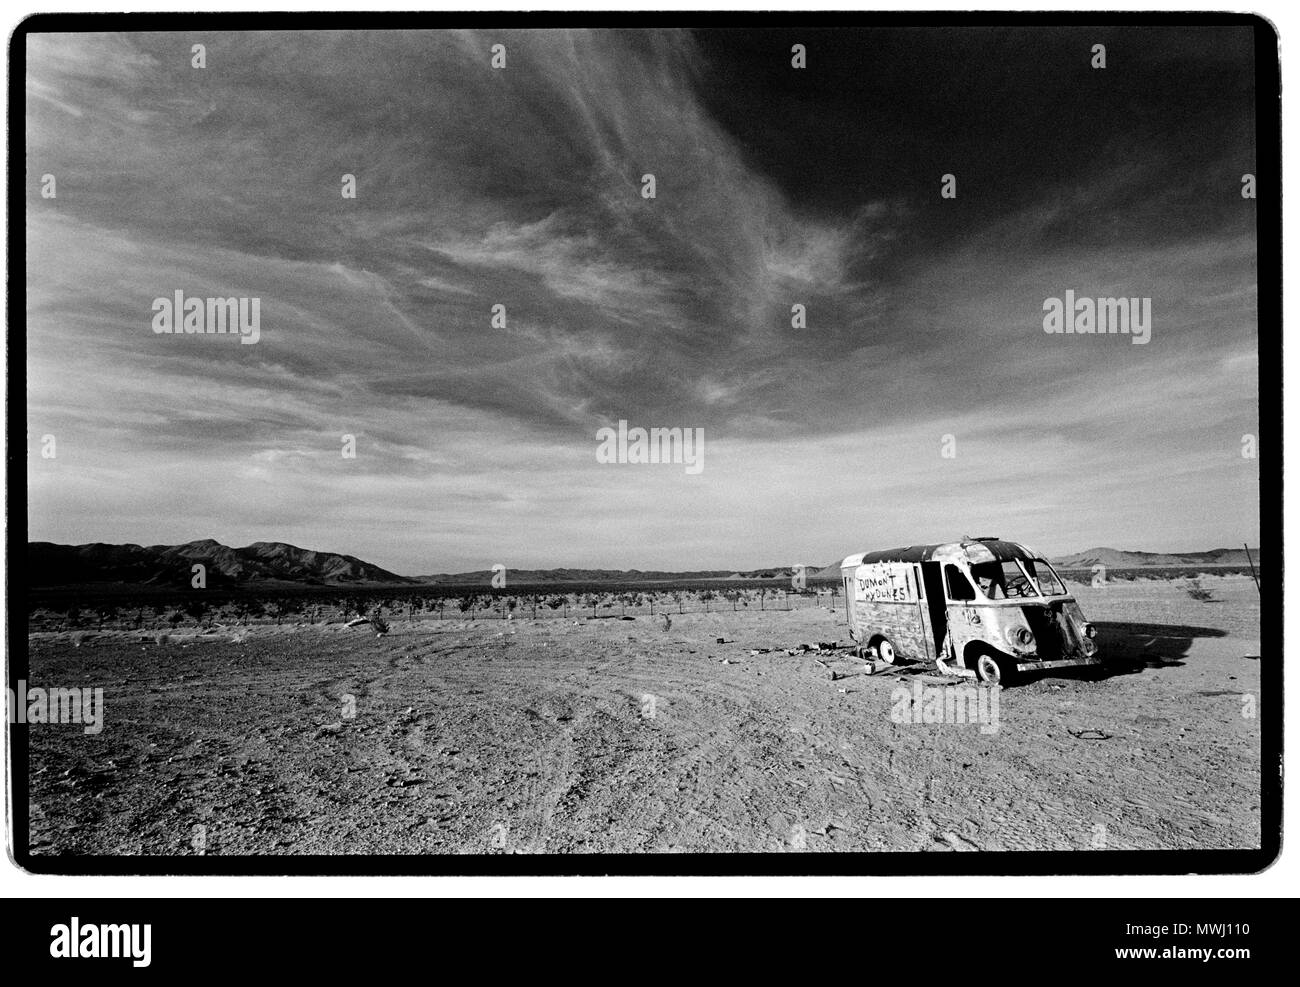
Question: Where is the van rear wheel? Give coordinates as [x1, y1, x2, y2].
[877, 638, 897, 664]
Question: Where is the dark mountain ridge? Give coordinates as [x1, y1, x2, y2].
[28, 539, 414, 588]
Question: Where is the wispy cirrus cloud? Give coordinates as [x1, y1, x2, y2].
[26, 27, 1259, 571]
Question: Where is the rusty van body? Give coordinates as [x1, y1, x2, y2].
[839, 538, 1099, 685]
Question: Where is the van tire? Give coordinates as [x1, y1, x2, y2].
[974, 650, 1012, 685]
[877, 637, 897, 664]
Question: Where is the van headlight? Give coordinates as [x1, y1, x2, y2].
[1085, 623, 1097, 639]
[1007, 626, 1034, 648]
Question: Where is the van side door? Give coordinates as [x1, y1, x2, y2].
[943, 563, 983, 662]
[913, 564, 935, 660]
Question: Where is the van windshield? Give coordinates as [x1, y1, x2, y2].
[1024, 558, 1067, 596]
[970, 560, 1037, 599]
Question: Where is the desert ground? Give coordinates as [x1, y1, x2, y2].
[25, 575, 1261, 855]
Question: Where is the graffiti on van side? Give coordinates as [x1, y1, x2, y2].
[855, 568, 914, 603]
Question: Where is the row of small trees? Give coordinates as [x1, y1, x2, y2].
[32, 585, 842, 630]
[360, 586, 841, 620]
[35, 595, 313, 631]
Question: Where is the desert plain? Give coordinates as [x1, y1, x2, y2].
[24, 575, 1262, 855]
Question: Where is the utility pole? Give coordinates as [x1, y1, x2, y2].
[1244, 543, 1260, 592]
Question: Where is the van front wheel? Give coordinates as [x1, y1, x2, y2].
[877, 638, 897, 664]
[975, 652, 1005, 685]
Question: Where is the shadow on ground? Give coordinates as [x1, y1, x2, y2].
[1056, 620, 1230, 681]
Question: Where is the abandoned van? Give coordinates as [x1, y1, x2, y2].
[839, 538, 1099, 685]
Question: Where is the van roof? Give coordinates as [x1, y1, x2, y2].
[839, 540, 1039, 570]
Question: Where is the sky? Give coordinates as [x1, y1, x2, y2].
[25, 26, 1260, 574]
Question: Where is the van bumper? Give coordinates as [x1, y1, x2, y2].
[1014, 656, 1102, 673]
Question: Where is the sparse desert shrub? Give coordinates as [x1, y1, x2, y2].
[1186, 578, 1215, 602]
[154, 632, 170, 646]
[71, 631, 88, 648]
[370, 616, 390, 636]
[233, 597, 263, 623]
[183, 598, 209, 627]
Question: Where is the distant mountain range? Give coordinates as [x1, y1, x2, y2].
[26, 539, 1259, 590]
[1052, 547, 1259, 568]
[28, 539, 415, 589]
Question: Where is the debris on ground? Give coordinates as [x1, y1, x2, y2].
[343, 616, 389, 637]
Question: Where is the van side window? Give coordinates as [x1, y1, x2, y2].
[945, 565, 976, 601]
